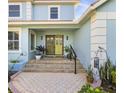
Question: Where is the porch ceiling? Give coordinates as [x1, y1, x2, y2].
[29, 28, 78, 31]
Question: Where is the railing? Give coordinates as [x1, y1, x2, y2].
[69, 45, 77, 74]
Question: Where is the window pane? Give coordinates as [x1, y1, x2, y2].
[9, 5, 20, 10]
[50, 7, 58, 19]
[8, 32, 13, 40]
[51, 14, 58, 19]
[9, 5, 20, 17]
[14, 41, 19, 50]
[9, 11, 20, 17]
[8, 41, 13, 50]
[14, 32, 19, 40]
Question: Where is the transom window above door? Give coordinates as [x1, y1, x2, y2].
[49, 6, 60, 20]
[9, 4, 21, 18]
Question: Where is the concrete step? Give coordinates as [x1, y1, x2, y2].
[25, 64, 83, 69]
[23, 58, 85, 73]
[29, 59, 80, 64]
[23, 68, 85, 73]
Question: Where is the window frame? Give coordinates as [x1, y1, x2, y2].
[30, 31, 36, 52]
[8, 3, 22, 19]
[48, 5, 60, 20]
[8, 29, 21, 53]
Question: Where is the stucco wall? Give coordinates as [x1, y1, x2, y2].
[74, 20, 91, 69]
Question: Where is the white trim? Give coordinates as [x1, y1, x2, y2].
[48, 5, 60, 20]
[30, 30, 36, 52]
[8, 3, 22, 19]
[8, 28, 21, 53]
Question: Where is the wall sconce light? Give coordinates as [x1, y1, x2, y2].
[66, 36, 68, 40]
[41, 36, 43, 40]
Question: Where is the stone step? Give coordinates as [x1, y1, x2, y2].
[23, 58, 85, 73]
[25, 64, 83, 69]
[29, 59, 80, 64]
[23, 68, 85, 73]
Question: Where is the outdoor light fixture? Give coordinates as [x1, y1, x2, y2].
[41, 36, 43, 40]
[66, 36, 68, 40]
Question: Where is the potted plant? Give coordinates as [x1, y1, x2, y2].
[64, 46, 71, 58]
[35, 45, 44, 60]
[86, 66, 94, 83]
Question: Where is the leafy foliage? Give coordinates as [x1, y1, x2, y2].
[86, 66, 94, 83]
[78, 84, 108, 93]
[99, 59, 116, 84]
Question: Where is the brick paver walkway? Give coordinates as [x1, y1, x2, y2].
[9, 72, 87, 93]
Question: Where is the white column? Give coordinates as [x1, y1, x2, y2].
[90, 11, 107, 67]
[26, 2, 32, 20]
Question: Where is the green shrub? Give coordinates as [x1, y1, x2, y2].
[78, 84, 108, 93]
[10, 60, 19, 63]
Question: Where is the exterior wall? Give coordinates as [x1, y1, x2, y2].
[74, 20, 91, 69]
[107, 20, 116, 65]
[8, 27, 29, 62]
[32, 5, 48, 20]
[60, 5, 74, 20]
[90, 0, 116, 67]
[32, 5, 74, 20]
[96, 0, 116, 12]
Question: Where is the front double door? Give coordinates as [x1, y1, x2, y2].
[46, 35, 63, 55]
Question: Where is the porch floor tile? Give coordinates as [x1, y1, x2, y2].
[9, 72, 87, 93]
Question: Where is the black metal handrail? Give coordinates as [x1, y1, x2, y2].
[70, 45, 77, 74]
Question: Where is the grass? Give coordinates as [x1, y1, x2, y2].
[8, 88, 12, 93]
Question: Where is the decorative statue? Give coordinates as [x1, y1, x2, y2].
[91, 67, 101, 88]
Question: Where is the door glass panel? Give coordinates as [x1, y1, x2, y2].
[55, 35, 63, 55]
[46, 36, 55, 55]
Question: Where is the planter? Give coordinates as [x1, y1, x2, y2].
[35, 55, 41, 60]
[8, 60, 26, 72]
[87, 76, 94, 83]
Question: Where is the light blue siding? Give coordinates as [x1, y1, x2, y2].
[32, 5, 48, 20]
[22, 3, 27, 20]
[96, 0, 116, 12]
[35, 30, 74, 46]
[32, 5, 74, 20]
[60, 5, 74, 20]
[107, 20, 116, 65]
[74, 20, 91, 69]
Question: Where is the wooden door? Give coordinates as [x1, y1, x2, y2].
[46, 35, 55, 55]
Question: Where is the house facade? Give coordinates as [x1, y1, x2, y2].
[8, 0, 116, 69]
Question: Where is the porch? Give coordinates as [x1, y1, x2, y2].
[28, 28, 76, 60]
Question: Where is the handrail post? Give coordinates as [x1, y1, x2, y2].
[74, 57, 77, 74]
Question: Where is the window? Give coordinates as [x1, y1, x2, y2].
[49, 6, 59, 19]
[8, 32, 19, 50]
[31, 33, 35, 50]
[9, 4, 20, 17]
